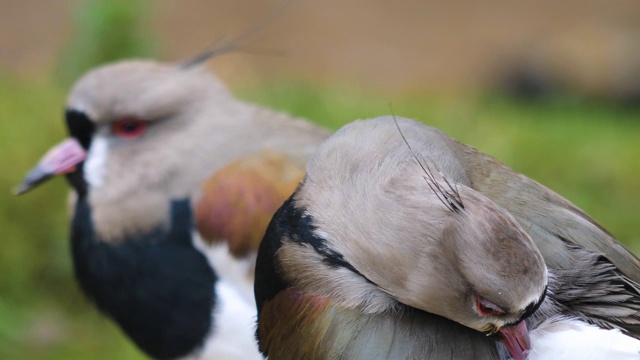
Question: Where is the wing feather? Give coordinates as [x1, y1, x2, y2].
[195, 151, 305, 258]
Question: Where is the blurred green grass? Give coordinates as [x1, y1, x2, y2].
[1, 0, 154, 356]
[55, 0, 155, 86]
[0, 75, 145, 359]
[0, 75, 638, 359]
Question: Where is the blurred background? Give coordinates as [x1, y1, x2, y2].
[1, 0, 639, 358]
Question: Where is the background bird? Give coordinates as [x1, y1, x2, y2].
[17, 57, 329, 359]
[255, 116, 640, 359]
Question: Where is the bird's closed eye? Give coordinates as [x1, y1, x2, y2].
[476, 295, 506, 317]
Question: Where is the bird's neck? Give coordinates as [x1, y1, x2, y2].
[70, 195, 216, 359]
[84, 187, 173, 243]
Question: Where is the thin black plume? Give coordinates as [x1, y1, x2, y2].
[181, 0, 295, 68]
[391, 115, 465, 213]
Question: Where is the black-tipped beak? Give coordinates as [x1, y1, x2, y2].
[15, 138, 87, 195]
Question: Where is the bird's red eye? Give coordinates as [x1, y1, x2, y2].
[476, 295, 505, 317]
[112, 118, 147, 139]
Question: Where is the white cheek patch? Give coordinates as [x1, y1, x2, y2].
[84, 136, 109, 189]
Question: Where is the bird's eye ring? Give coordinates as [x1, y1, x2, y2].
[112, 117, 147, 139]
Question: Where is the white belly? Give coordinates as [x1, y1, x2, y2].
[183, 280, 262, 360]
[529, 318, 640, 360]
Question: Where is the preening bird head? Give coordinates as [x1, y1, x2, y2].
[440, 187, 547, 332]
[415, 163, 548, 332]
[279, 116, 547, 360]
[434, 184, 547, 360]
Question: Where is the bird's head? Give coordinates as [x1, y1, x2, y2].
[17, 60, 229, 194]
[436, 186, 547, 360]
[15, 60, 234, 240]
[387, 117, 548, 360]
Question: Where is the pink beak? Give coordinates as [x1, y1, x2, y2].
[15, 138, 87, 195]
[498, 321, 531, 360]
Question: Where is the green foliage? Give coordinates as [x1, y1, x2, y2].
[55, 0, 156, 86]
[1, 76, 638, 359]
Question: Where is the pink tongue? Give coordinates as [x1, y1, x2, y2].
[498, 321, 530, 360]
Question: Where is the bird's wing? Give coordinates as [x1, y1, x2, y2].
[258, 288, 501, 360]
[195, 150, 306, 258]
[542, 247, 640, 337]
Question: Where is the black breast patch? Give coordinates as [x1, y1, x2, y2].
[71, 197, 216, 360]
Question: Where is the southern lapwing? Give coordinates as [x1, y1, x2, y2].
[17, 58, 329, 359]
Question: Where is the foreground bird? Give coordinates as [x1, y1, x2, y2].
[255, 116, 640, 359]
[17, 58, 329, 359]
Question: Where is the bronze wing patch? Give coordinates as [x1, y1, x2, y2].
[195, 151, 306, 258]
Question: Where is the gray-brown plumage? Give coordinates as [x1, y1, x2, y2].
[18, 59, 329, 359]
[445, 124, 640, 337]
[255, 116, 640, 359]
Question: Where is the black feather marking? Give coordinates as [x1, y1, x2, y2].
[391, 116, 464, 213]
[518, 285, 548, 324]
[65, 109, 95, 150]
[255, 197, 294, 311]
[255, 192, 376, 309]
[254, 193, 375, 310]
[71, 197, 216, 360]
[255, 194, 298, 355]
[283, 204, 349, 269]
[285, 199, 373, 282]
[64, 109, 96, 196]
